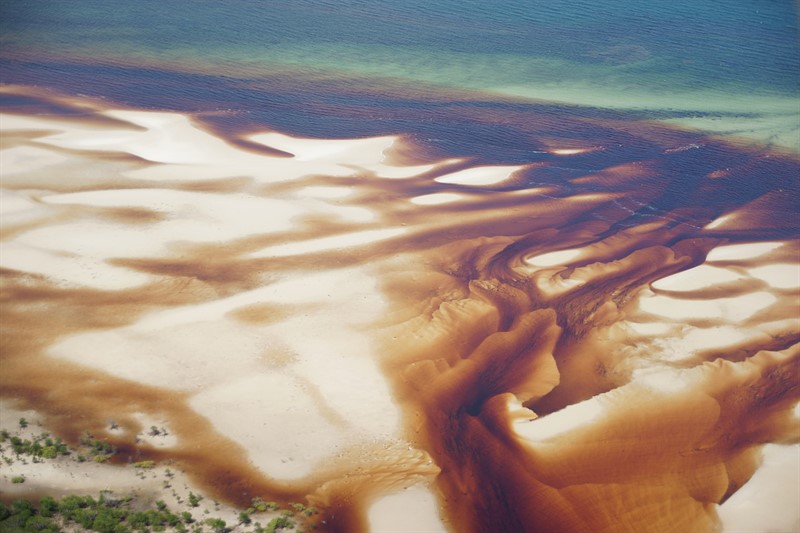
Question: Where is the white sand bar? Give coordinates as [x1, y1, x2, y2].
[434, 165, 524, 186]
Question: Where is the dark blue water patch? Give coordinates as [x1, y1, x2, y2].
[0, 57, 671, 163]
[0, 92, 94, 116]
[603, 144, 800, 234]
[2, 0, 797, 94]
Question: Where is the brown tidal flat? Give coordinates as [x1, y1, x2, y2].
[1, 85, 799, 533]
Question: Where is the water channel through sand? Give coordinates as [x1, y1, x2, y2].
[1, 86, 799, 532]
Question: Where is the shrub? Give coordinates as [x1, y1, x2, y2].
[188, 492, 202, 507]
[205, 517, 228, 533]
[266, 516, 294, 533]
[25, 515, 60, 533]
[93, 508, 122, 533]
[41, 446, 58, 459]
[39, 496, 58, 517]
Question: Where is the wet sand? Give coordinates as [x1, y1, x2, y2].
[1, 85, 798, 532]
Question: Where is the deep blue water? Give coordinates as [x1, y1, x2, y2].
[1, 1, 797, 96]
[0, 1, 798, 149]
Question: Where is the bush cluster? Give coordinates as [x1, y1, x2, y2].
[1, 494, 185, 533]
[1, 430, 70, 459]
[0, 493, 317, 533]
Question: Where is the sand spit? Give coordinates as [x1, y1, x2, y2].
[2, 87, 799, 533]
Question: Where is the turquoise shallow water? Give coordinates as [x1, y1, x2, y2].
[1, 0, 798, 149]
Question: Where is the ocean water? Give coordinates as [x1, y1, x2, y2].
[1, 2, 800, 533]
[1, 0, 798, 148]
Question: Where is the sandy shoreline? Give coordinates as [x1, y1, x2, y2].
[1, 86, 799, 532]
[0, 90, 449, 532]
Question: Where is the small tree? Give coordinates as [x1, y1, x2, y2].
[188, 492, 202, 507]
[205, 517, 228, 533]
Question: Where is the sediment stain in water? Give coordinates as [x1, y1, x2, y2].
[1, 85, 799, 532]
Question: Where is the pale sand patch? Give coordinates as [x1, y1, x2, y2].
[0, 460, 157, 500]
[549, 148, 597, 155]
[624, 321, 675, 336]
[119, 156, 355, 183]
[292, 197, 377, 223]
[433, 165, 524, 186]
[272, 318, 400, 437]
[409, 193, 465, 205]
[249, 132, 396, 162]
[512, 397, 604, 441]
[48, 263, 401, 481]
[41, 188, 302, 239]
[249, 132, 439, 179]
[651, 326, 752, 362]
[0, 189, 44, 215]
[131, 413, 179, 450]
[189, 373, 346, 480]
[7, 110, 360, 183]
[0, 108, 460, 194]
[48, 318, 278, 391]
[3, 187, 309, 290]
[0, 189, 53, 227]
[719, 444, 800, 533]
[524, 249, 583, 267]
[630, 368, 692, 393]
[367, 484, 448, 533]
[0, 241, 154, 290]
[251, 228, 407, 258]
[0, 145, 71, 175]
[651, 264, 745, 291]
[747, 264, 800, 289]
[296, 186, 353, 199]
[706, 241, 785, 262]
[704, 213, 740, 231]
[99, 110, 253, 165]
[636, 290, 776, 322]
[372, 162, 439, 179]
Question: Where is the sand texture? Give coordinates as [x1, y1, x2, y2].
[1, 86, 799, 533]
